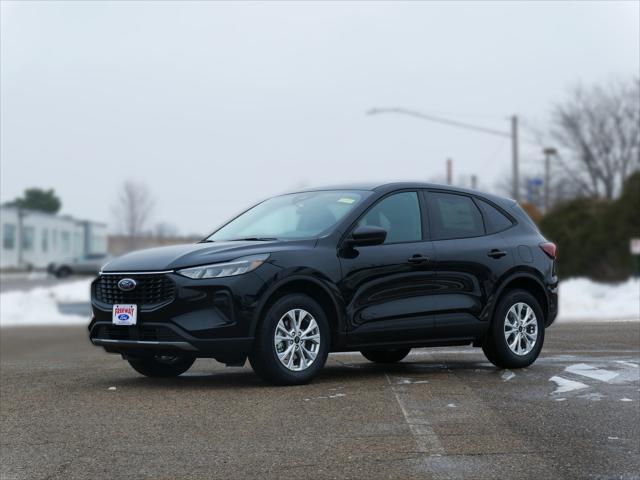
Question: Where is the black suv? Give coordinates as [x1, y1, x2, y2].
[90, 183, 558, 385]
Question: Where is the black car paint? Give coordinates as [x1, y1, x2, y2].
[89, 182, 558, 365]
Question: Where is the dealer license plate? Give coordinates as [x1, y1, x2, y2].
[112, 304, 137, 326]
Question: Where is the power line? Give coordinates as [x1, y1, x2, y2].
[367, 106, 522, 201]
[367, 107, 542, 145]
[367, 107, 511, 138]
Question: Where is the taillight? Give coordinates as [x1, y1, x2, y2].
[540, 242, 557, 259]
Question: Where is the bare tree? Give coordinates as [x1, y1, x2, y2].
[550, 79, 640, 199]
[112, 181, 155, 249]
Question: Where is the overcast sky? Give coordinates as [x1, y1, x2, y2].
[1, 1, 638, 234]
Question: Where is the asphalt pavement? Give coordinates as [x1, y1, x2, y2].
[1, 322, 639, 480]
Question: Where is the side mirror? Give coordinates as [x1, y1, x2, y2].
[347, 226, 387, 247]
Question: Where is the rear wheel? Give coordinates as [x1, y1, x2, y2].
[482, 289, 545, 369]
[128, 355, 195, 377]
[361, 348, 411, 363]
[249, 294, 329, 386]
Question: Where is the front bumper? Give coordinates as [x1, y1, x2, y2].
[88, 271, 264, 364]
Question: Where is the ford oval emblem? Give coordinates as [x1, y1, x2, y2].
[117, 278, 137, 291]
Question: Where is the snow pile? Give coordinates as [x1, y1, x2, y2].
[0, 277, 638, 327]
[558, 277, 639, 322]
[0, 279, 92, 327]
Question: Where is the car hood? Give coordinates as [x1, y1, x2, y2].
[101, 240, 299, 272]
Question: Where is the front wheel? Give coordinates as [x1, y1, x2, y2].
[361, 348, 411, 363]
[128, 355, 195, 377]
[482, 289, 545, 369]
[249, 294, 329, 386]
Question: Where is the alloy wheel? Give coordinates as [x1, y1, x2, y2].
[503, 302, 538, 356]
[274, 308, 321, 371]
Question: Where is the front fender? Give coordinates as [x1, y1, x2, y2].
[249, 265, 345, 338]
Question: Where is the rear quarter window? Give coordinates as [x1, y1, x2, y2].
[476, 198, 514, 234]
[510, 203, 540, 231]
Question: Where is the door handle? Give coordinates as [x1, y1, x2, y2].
[408, 254, 430, 264]
[487, 249, 507, 259]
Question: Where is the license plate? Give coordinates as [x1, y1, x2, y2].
[112, 304, 137, 325]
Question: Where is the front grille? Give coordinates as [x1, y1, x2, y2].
[94, 274, 175, 307]
[98, 325, 182, 342]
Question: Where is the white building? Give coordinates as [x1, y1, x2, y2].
[0, 206, 107, 270]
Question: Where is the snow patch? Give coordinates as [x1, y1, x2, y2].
[549, 376, 589, 394]
[565, 363, 619, 382]
[0, 279, 92, 327]
[558, 278, 640, 322]
[615, 361, 639, 368]
[501, 370, 515, 381]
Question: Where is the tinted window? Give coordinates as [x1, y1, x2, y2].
[429, 192, 484, 240]
[358, 192, 422, 243]
[476, 198, 513, 234]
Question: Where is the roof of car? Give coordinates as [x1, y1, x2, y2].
[291, 182, 514, 205]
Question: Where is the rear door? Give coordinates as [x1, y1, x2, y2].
[425, 190, 514, 338]
[338, 190, 438, 345]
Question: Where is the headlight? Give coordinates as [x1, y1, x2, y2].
[176, 254, 269, 279]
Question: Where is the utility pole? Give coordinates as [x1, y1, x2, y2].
[471, 175, 478, 189]
[511, 115, 520, 202]
[543, 147, 557, 212]
[446, 158, 453, 185]
[366, 108, 521, 199]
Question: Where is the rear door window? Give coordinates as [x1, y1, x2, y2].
[427, 192, 485, 240]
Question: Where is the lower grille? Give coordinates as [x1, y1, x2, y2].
[98, 325, 182, 342]
[94, 274, 175, 307]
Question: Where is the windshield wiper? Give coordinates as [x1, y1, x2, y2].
[227, 237, 278, 242]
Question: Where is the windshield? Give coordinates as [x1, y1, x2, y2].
[207, 190, 369, 241]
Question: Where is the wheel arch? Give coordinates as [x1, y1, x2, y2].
[251, 275, 345, 342]
[492, 271, 549, 323]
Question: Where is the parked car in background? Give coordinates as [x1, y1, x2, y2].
[48, 253, 110, 278]
[89, 183, 558, 385]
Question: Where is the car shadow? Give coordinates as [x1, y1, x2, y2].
[92, 357, 500, 391]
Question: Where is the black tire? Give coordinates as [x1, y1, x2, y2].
[128, 355, 195, 377]
[249, 294, 330, 386]
[482, 289, 545, 369]
[361, 348, 411, 363]
[56, 266, 72, 278]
